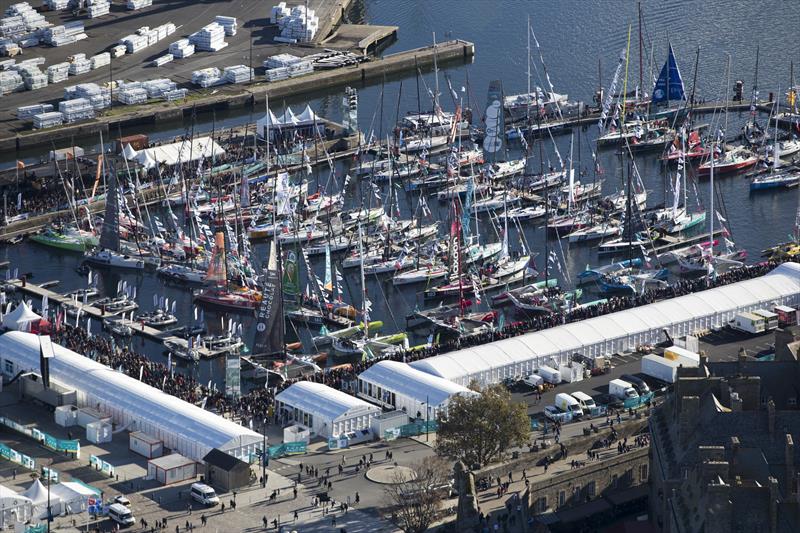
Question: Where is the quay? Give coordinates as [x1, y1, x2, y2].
[6, 278, 227, 359]
[0, 39, 475, 153]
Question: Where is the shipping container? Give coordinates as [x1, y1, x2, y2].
[641, 354, 681, 384]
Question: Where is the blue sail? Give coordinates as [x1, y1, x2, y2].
[652, 44, 685, 104]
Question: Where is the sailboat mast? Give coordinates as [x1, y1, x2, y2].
[539, 112, 548, 282]
[432, 32, 440, 114]
[358, 224, 368, 338]
[638, 2, 643, 100]
[527, 14, 531, 123]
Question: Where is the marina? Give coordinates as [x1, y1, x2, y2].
[0, 1, 798, 532]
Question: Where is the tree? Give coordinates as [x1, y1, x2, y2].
[384, 456, 450, 533]
[435, 383, 530, 467]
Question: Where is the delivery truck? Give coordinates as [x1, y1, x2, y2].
[555, 393, 583, 418]
[641, 354, 681, 384]
[537, 365, 562, 385]
[752, 309, 778, 331]
[609, 379, 639, 401]
[731, 312, 766, 334]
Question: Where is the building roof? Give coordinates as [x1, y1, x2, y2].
[411, 263, 800, 384]
[149, 453, 195, 469]
[357, 360, 478, 407]
[0, 331, 262, 461]
[275, 381, 380, 422]
[203, 448, 250, 472]
[125, 136, 225, 169]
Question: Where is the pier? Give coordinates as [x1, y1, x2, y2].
[0, 40, 475, 152]
[7, 278, 229, 359]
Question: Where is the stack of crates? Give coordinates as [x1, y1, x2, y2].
[264, 54, 302, 69]
[72, 83, 111, 110]
[164, 88, 188, 101]
[90, 52, 110, 70]
[110, 44, 126, 58]
[126, 0, 152, 10]
[121, 33, 148, 53]
[33, 111, 63, 129]
[189, 22, 226, 52]
[151, 54, 173, 67]
[17, 103, 53, 120]
[277, 5, 318, 42]
[270, 2, 290, 23]
[59, 98, 95, 123]
[117, 86, 147, 105]
[191, 67, 221, 87]
[4, 3, 50, 34]
[44, 22, 86, 47]
[142, 78, 176, 98]
[214, 16, 237, 36]
[288, 60, 313, 77]
[223, 65, 253, 84]
[169, 39, 194, 59]
[87, 0, 110, 18]
[13, 62, 47, 90]
[68, 54, 91, 75]
[0, 70, 24, 95]
[47, 62, 69, 83]
[44, 0, 71, 9]
[265, 67, 289, 82]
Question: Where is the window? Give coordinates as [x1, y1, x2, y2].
[4, 360, 12, 374]
[611, 474, 618, 489]
[533, 496, 547, 513]
[586, 481, 596, 498]
[558, 490, 566, 507]
[640, 464, 649, 483]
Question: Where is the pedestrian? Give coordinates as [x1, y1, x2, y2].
[188, 503, 192, 515]
[293, 487, 298, 499]
[293, 510, 298, 523]
[355, 492, 360, 504]
[201, 515, 207, 527]
[262, 516, 268, 528]
[221, 503, 225, 513]
[12, 469, 16, 479]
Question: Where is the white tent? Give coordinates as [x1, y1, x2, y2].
[410, 263, 800, 387]
[275, 381, 381, 438]
[49, 482, 97, 514]
[121, 143, 138, 160]
[23, 479, 62, 519]
[133, 137, 225, 169]
[0, 331, 264, 462]
[0, 484, 32, 526]
[256, 105, 323, 138]
[295, 105, 320, 125]
[2, 301, 41, 331]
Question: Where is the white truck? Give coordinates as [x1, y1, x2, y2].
[609, 379, 639, 401]
[537, 365, 562, 385]
[554, 393, 583, 418]
[731, 312, 766, 334]
[570, 391, 596, 414]
[523, 373, 544, 388]
[663, 346, 700, 368]
[752, 309, 778, 331]
[641, 354, 682, 384]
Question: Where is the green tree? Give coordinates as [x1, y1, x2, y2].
[435, 383, 530, 467]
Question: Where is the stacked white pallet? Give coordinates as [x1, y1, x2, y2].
[68, 57, 91, 75]
[288, 60, 313, 77]
[0, 70, 24, 95]
[142, 78, 176, 98]
[0, 17, 26, 40]
[5, 3, 50, 33]
[15, 65, 47, 90]
[191, 67, 221, 88]
[270, 2, 290, 24]
[87, 0, 110, 18]
[47, 62, 69, 83]
[110, 44, 126, 58]
[44, 0, 71, 10]
[126, 0, 152, 10]
[0, 58, 16, 70]
[44, 22, 85, 47]
[214, 16, 237, 36]
[90, 52, 110, 70]
[73, 82, 110, 99]
[264, 53, 301, 69]
[17, 35, 39, 48]
[117, 86, 147, 105]
[168, 39, 194, 59]
[189, 22, 226, 52]
[89, 93, 110, 109]
[151, 54, 173, 67]
[265, 67, 289, 82]
[121, 33, 148, 53]
[277, 5, 318, 42]
[17, 103, 53, 120]
[59, 98, 95, 123]
[223, 65, 253, 84]
[33, 111, 63, 129]
[164, 88, 187, 101]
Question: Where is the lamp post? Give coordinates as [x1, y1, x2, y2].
[425, 394, 430, 442]
[261, 417, 268, 489]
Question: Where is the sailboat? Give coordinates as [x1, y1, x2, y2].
[30, 226, 98, 252]
[650, 43, 686, 116]
[84, 167, 145, 270]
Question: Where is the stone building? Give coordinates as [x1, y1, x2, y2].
[649, 348, 800, 533]
[525, 447, 650, 531]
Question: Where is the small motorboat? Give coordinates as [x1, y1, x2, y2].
[135, 309, 178, 328]
[103, 317, 133, 337]
[94, 295, 139, 315]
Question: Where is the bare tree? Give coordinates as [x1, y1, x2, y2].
[384, 456, 451, 533]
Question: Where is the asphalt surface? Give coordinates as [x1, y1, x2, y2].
[0, 0, 333, 130]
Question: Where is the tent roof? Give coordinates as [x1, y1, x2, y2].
[411, 263, 800, 384]
[22, 480, 51, 505]
[0, 331, 263, 462]
[275, 381, 380, 423]
[0, 484, 29, 502]
[2, 301, 41, 330]
[357, 360, 478, 408]
[256, 105, 323, 136]
[121, 143, 138, 160]
[134, 137, 224, 168]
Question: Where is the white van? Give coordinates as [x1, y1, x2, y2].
[190, 483, 220, 506]
[570, 391, 596, 414]
[554, 393, 583, 418]
[108, 503, 135, 527]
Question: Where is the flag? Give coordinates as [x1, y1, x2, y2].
[139, 365, 144, 381]
[16, 193, 22, 211]
[716, 211, 727, 223]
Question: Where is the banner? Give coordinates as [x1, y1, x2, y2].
[224, 354, 241, 398]
[42, 466, 59, 483]
[383, 428, 401, 441]
[251, 271, 283, 359]
[327, 436, 349, 450]
[268, 441, 306, 459]
[90, 455, 115, 477]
